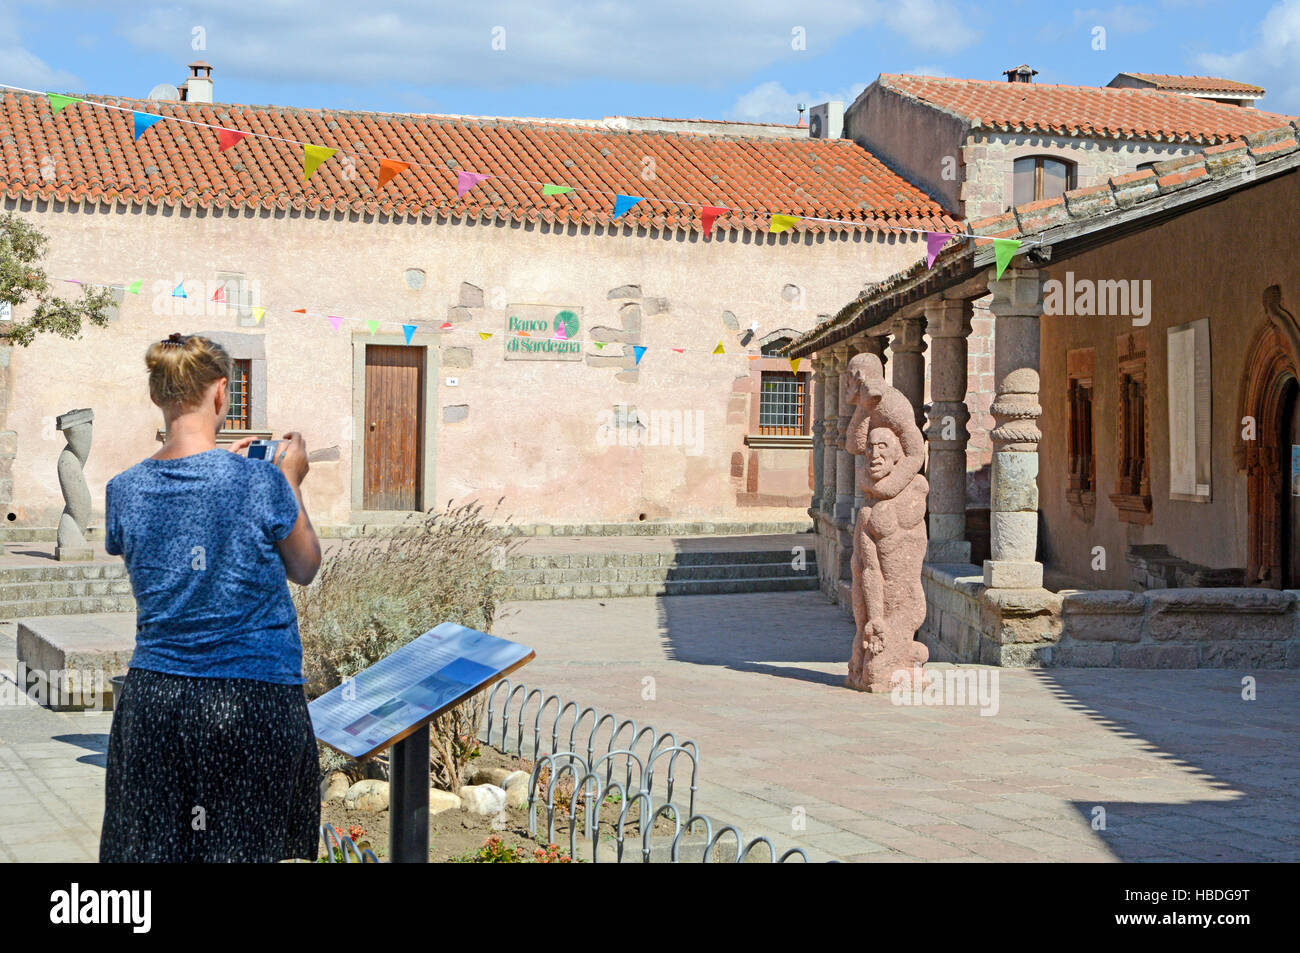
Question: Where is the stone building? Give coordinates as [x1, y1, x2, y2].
[838, 71, 1291, 553]
[789, 118, 1300, 669]
[0, 85, 953, 536]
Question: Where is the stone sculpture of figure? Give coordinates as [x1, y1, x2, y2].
[844, 354, 929, 692]
[55, 408, 94, 561]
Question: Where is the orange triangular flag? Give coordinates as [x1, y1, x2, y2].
[377, 158, 410, 189]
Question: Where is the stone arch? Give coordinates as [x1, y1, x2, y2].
[1237, 285, 1300, 585]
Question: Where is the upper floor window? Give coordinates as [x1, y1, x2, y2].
[1012, 156, 1076, 206]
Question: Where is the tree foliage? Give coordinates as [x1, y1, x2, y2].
[0, 211, 114, 346]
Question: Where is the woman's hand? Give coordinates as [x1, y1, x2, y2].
[274, 432, 310, 489]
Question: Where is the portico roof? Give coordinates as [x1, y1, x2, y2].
[786, 120, 1300, 358]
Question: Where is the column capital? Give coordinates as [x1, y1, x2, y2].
[988, 267, 1045, 318]
[889, 315, 927, 355]
[924, 297, 974, 339]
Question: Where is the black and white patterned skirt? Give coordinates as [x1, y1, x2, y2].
[100, 668, 320, 863]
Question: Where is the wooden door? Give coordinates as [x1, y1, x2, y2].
[363, 345, 424, 510]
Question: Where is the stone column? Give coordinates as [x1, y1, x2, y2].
[925, 298, 973, 563]
[889, 316, 927, 431]
[984, 269, 1044, 589]
[809, 355, 824, 515]
[820, 349, 841, 517]
[834, 345, 856, 527]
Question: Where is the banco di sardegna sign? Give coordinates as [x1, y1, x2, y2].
[504, 304, 583, 361]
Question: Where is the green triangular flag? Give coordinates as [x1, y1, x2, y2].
[126, 279, 143, 295]
[47, 93, 79, 117]
[542, 184, 574, 196]
[594, 341, 606, 349]
[366, 320, 379, 335]
[993, 238, 1022, 280]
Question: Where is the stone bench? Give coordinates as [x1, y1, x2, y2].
[15, 612, 136, 711]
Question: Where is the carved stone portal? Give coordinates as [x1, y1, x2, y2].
[844, 354, 929, 692]
[55, 408, 94, 562]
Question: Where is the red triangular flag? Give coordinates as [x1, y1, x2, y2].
[217, 128, 249, 152]
[701, 206, 727, 237]
[378, 158, 410, 189]
[211, 286, 225, 302]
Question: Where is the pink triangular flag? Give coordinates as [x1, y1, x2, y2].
[456, 171, 490, 198]
[555, 323, 567, 340]
[328, 316, 344, 331]
[926, 232, 954, 269]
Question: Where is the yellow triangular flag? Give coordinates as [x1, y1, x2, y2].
[712, 341, 725, 355]
[789, 358, 801, 374]
[303, 144, 337, 181]
[479, 332, 493, 340]
[252, 307, 265, 325]
[770, 214, 800, 233]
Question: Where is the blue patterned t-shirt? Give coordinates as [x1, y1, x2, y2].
[104, 448, 304, 684]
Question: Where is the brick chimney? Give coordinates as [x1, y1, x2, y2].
[180, 62, 213, 103]
[1002, 64, 1038, 84]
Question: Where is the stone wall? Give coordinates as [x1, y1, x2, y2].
[1054, 588, 1300, 669]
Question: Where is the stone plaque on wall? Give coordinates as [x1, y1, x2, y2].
[503, 304, 583, 361]
[1167, 317, 1211, 502]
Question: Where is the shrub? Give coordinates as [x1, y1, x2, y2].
[296, 500, 518, 787]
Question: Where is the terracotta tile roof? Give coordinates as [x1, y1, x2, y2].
[787, 119, 1300, 357]
[1116, 73, 1265, 96]
[878, 74, 1292, 144]
[0, 90, 956, 235]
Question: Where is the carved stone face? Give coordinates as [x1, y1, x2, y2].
[868, 427, 902, 481]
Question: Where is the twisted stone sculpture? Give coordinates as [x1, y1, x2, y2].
[844, 355, 929, 692]
[55, 408, 94, 561]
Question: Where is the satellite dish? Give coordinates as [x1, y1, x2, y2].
[148, 83, 180, 102]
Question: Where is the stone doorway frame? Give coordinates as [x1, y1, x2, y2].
[1237, 285, 1300, 586]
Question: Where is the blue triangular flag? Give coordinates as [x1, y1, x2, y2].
[172, 281, 187, 298]
[402, 324, 417, 345]
[632, 345, 647, 365]
[133, 112, 165, 141]
[613, 194, 644, 219]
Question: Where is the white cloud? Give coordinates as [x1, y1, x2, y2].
[727, 79, 868, 123]
[1196, 0, 1300, 113]
[0, 4, 83, 91]
[5, 0, 979, 93]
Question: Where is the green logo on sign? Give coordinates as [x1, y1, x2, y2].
[554, 310, 579, 338]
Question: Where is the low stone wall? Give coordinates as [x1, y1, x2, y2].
[1053, 588, 1300, 669]
[918, 562, 1061, 667]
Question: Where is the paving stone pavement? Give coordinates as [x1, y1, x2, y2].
[491, 592, 1300, 862]
[3, 591, 1299, 863]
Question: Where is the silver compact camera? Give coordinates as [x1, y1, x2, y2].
[247, 439, 281, 462]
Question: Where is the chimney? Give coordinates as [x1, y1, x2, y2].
[1002, 64, 1038, 84]
[181, 61, 213, 103]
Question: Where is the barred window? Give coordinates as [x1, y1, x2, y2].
[226, 359, 252, 430]
[759, 371, 808, 435]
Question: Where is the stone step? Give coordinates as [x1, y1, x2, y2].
[0, 579, 134, 601]
[0, 564, 128, 584]
[503, 561, 817, 586]
[505, 550, 814, 570]
[504, 575, 819, 601]
[0, 595, 137, 619]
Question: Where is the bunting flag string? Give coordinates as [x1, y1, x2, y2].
[11, 80, 1046, 259]
[34, 269, 860, 367]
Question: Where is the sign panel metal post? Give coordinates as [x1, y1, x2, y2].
[390, 723, 431, 863]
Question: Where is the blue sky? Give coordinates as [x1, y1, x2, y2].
[2, 1, 1298, 121]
